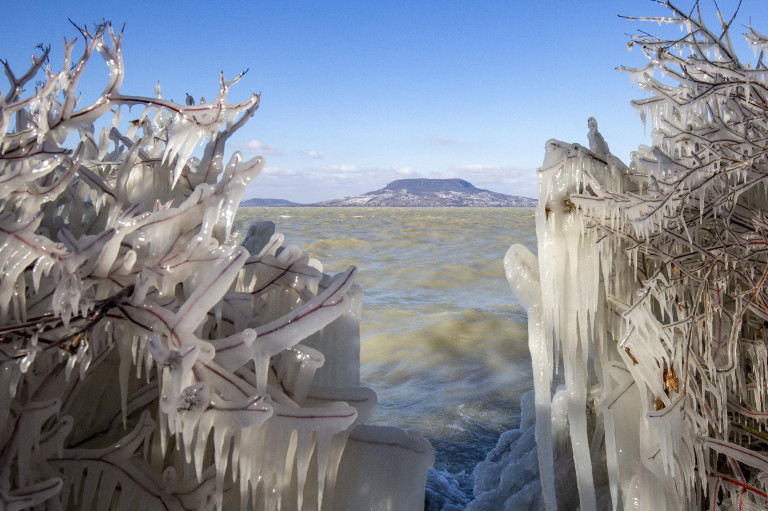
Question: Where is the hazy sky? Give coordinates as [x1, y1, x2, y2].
[2, 1, 766, 202]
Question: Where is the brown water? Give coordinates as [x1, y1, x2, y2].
[236, 207, 537, 508]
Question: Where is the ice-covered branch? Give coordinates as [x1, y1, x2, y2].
[0, 22, 432, 510]
[482, 2, 768, 510]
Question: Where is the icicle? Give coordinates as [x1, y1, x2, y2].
[0, 27, 435, 511]
[504, 244, 556, 510]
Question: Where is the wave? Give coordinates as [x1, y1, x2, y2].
[360, 309, 531, 440]
[235, 206, 539, 507]
[307, 237, 369, 251]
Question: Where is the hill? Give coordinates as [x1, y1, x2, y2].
[239, 197, 303, 207]
[312, 178, 536, 207]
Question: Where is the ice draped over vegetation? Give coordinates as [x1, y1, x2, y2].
[0, 23, 432, 510]
[493, 2, 768, 510]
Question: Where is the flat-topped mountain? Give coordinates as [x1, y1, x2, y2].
[313, 178, 536, 207]
[239, 179, 537, 207]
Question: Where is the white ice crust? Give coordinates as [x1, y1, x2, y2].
[474, 4, 768, 509]
[0, 24, 433, 510]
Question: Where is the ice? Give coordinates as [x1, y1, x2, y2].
[469, 391, 544, 510]
[335, 424, 435, 511]
[0, 24, 433, 511]
[480, 5, 768, 509]
[503, 245, 556, 509]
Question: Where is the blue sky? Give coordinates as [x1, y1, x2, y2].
[2, 1, 766, 202]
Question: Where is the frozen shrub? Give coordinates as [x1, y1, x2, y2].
[504, 2, 768, 510]
[0, 22, 432, 510]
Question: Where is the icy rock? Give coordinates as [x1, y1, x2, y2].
[468, 391, 544, 511]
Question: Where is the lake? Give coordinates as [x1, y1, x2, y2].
[236, 207, 537, 508]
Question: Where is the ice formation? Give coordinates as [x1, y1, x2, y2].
[477, 3, 768, 510]
[0, 23, 432, 510]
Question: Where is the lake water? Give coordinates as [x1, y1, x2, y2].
[236, 207, 537, 509]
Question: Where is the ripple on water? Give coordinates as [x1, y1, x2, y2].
[236, 207, 537, 506]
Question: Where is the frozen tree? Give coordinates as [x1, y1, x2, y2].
[0, 23, 432, 510]
[497, 1, 768, 510]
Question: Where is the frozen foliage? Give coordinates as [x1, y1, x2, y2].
[493, 2, 768, 510]
[0, 23, 432, 510]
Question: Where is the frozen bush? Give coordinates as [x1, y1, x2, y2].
[0, 22, 432, 510]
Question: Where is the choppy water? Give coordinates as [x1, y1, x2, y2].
[236, 207, 537, 508]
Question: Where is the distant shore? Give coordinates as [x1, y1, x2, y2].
[238, 204, 536, 208]
[241, 178, 537, 208]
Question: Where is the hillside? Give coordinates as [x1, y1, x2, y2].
[314, 179, 536, 207]
[240, 179, 536, 207]
[239, 197, 303, 207]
